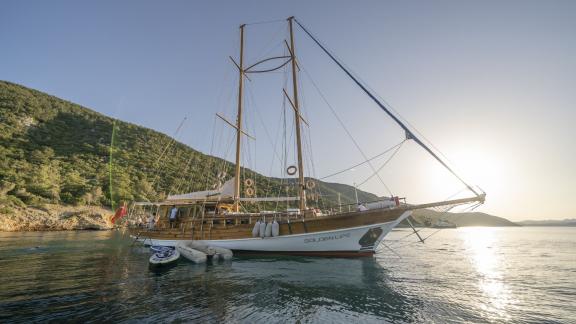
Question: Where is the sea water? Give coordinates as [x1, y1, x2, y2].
[0, 227, 574, 323]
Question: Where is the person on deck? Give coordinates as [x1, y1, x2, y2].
[148, 212, 156, 230]
[169, 206, 178, 229]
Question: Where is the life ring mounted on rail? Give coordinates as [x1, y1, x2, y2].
[245, 187, 255, 197]
[306, 180, 316, 189]
[286, 165, 297, 175]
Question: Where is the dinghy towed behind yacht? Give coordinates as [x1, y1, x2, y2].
[127, 17, 485, 257]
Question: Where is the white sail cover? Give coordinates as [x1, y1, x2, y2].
[167, 179, 235, 201]
[166, 178, 300, 202]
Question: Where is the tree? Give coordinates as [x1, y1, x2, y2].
[60, 170, 88, 205]
[27, 162, 61, 202]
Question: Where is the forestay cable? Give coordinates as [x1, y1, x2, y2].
[294, 18, 480, 197]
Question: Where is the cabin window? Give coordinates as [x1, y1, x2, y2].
[240, 219, 249, 224]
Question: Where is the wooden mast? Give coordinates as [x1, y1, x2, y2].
[233, 24, 245, 212]
[287, 16, 306, 212]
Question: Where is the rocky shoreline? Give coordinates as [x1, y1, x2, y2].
[0, 204, 114, 231]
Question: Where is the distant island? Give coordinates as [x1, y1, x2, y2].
[517, 219, 576, 227]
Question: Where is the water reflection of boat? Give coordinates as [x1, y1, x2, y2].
[126, 17, 484, 256]
[175, 256, 423, 322]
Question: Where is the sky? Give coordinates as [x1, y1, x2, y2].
[1, 1, 575, 221]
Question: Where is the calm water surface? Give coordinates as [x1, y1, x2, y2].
[0, 227, 574, 323]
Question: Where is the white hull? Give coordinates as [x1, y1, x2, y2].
[135, 211, 411, 256]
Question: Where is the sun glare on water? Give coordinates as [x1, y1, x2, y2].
[459, 227, 516, 320]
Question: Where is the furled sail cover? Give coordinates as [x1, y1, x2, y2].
[166, 178, 235, 201]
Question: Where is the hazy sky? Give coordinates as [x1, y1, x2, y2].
[2, 1, 575, 221]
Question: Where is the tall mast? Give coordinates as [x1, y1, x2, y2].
[288, 16, 306, 212]
[233, 24, 245, 212]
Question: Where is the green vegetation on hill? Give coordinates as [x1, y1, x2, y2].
[0, 81, 376, 212]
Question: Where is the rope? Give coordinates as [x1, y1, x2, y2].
[244, 19, 285, 26]
[149, 117, 187, 191]
[356, 140, 405, 188]
[294, 18, 479, 197]
[299, 62, 393, 196]
[319, 140, 405, 181]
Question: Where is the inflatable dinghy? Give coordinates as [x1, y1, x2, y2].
[176, 242, 207, 263]
[150, 245, 173, 253]
[188, 242, 233, 261]
[149, 248, 180, 266]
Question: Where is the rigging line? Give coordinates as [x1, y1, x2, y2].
[356, 140, 405, 188]
[211, 128, 234, 191]
[171, 150, 195, 195]
[245, 23, 286, 66]
[265, 97, 285, 200]
[419, 204, 474, 243]
[362, 82, 460, 175]
[319, 141, 404, 180]
[202, 115, 219, 191]
[172, 130, 202, 194]
[156, 117, 187, 164]
[244, 18, 285, 26]
[299, 62, 393, 196]
[169, 135, 203, 195]
[387, 188, 469, 246]
[376, 242, 403, 259]
[221, 130, 236, 175]
[242, 85, 271, 206]
[245, 83, 284, 166]
[390, 201, 477, 248]
[181, 153, 200, 194]
[276, 66, 290, 209]
[149, 116, 188, 190]
[363, 80, 456, 166]
[391, 227, 426, 242]
[294, 18, 480, 197]
[245, 59, 293, 74]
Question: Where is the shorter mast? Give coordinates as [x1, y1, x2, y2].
[233, 24, 246, 212]
[288, 16, 307, 212]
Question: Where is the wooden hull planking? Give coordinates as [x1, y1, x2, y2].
[130, 209, 412, 256]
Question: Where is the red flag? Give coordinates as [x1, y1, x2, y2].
[111, 205, 127, 224]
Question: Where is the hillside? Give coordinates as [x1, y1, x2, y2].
[410, 209, 519, 227]
[0, 80, 377, 217]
